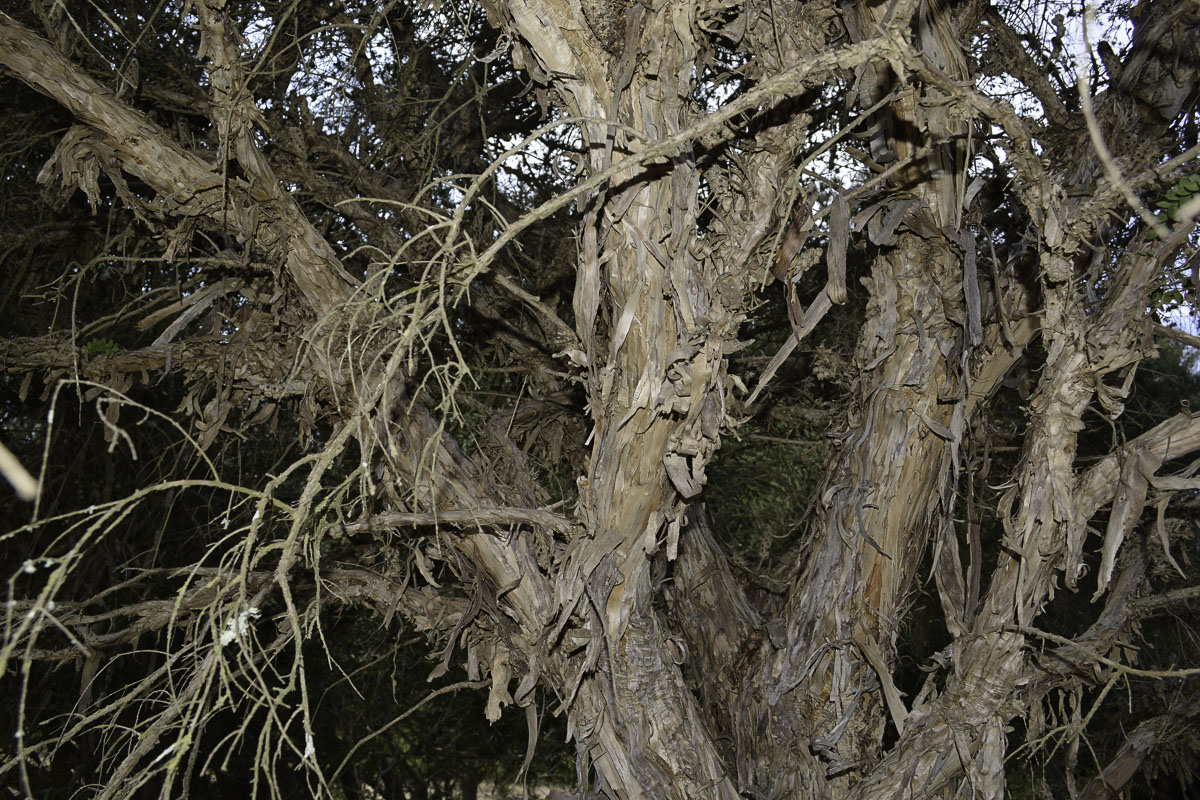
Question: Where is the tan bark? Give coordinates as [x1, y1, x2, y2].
[3, 0, 1199, 797]
[0, 10, 354, 313]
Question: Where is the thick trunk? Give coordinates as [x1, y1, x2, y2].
[484, 0, 1018, 796]
[5, 0, 1198, 797]
[754, 1, 983, 789]
[474, 4, 754, 795]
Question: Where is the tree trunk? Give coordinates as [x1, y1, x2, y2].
[1, 0, 1198, 798]
[480, 0, 1200, 797]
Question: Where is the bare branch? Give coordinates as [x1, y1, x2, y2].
[0, 11, 354, 312]
[330, 506, 578, 536]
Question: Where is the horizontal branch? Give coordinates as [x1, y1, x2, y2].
[0, 336, 308, 398]
[1153, 322, 1200, 351]
[1015, 625, 1200, 679]
[1133, 584, 1200, 613]
[330, 506, 578, 536]
[472, 36, 888, 276]
[18, 564, 467, 663]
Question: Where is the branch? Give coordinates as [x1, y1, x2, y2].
[857, 410, 1200, 798]
[0, 438, 37, 501]
[1133, 584, 1200, 614]
[1072, 412, 1200, 538]
[471, 36, 888, 276]
[18, 565, 466, 663]
[980, 8, 1071, 128]
[1074, 13, 1168, 240]
[1153, 323, 1200, 351]
[0, 11, 353, 313]
[0, 336, 308, 399]
[1080, 696, 1200, 800]
[660, 505, 761, 737]
[1016, 626, 1200, 679]
[330, 506, 579, 536]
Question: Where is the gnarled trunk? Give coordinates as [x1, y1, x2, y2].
[2, 0, 1198, 798]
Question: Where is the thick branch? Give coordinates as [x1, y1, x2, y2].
[332, 506, 578, 537]
[0, 336, 308, 400]
[1080, 695, 1200, 800]
[0, 11, 353, 313]
[661, 505, 761, 761]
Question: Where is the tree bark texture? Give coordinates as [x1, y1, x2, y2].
[1, 0, 1199, 798]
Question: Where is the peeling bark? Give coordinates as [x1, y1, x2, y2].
[2, 0, 1199, 798]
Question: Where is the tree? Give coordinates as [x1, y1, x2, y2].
[1, 0, 1199, 797]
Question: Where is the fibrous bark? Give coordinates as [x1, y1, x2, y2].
[1, 0, 1199, 798]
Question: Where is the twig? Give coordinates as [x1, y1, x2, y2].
[1015, 625, 1200, 678]
[330, 679, 489, 785]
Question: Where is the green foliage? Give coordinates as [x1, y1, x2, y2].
[80, 337, 120, 356]
[706, 425, 826, 565]
[1147, 172, 1200, 238]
